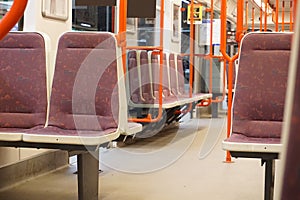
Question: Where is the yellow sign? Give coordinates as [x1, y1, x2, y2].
[187, 4, 202, 24]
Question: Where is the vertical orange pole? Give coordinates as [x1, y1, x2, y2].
[252, 6, 255, 32]
[119, 0, 127, 75]
[236, 0, 244, 43]
[221, 0, 231, 163]
[245, 1, 249, 32]
[282, 1, 285, 31]
[264, 0, 268, 31]
[158, 0, 165, 119]
[221, 0, 234, 163]
[275, 0, 279, 31]
[290, 1, 293, 31]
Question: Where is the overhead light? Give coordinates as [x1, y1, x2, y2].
[80, 23, 92, 28]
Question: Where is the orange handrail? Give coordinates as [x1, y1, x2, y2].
[275, 0, 279, 31]
[221, 0, 239, 163]
[186, 0, 195, 112]
[264, 0, 268, 31]
[245, 0, 249, 31]
[282, 1, 285, 31]
[118, 0, 127, 75]
[0, 0, 28, 40]
[290, 1, 293, 31]
[236, 0, 244, 43]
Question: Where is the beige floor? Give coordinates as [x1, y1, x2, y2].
[0, 115, 281, 200]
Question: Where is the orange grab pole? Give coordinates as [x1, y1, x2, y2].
[264, 0, 268, 31]
[290, 1, 293, 31]
[128, 0, 165, 123]
[236, 0, 244, 43]
[275, 0, 279, 31]
[245, 0, 249, 31]
[118, 0, 127, 76]
[189, 0, 195, 106]
[0, 0, 28, 40]
[282, 1, 285, 31]
[221, 0, 239, 163]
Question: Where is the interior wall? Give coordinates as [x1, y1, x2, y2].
[164, 0, 182, 53]
[24, 0, 72, 86]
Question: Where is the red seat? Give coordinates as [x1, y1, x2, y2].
[23, 32, 124, 145]
[222, 32, 293, 200]
[223, 32, 292, 151]
[0, 32, 47, 141]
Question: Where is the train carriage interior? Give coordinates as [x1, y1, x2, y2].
[0, 0, 299, 199]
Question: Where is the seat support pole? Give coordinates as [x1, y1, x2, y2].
[262, 159, 275, 200]
[77, 150, 99, 200]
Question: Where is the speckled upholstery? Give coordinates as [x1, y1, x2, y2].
[128, 51, 176, 105]
[151, 52, 170, 98]
[46, 32, 119, 132]
[127, 50, 154, 104]
[281, 33, 300, 200]
[176, 55, 185, 95]
[127, 50, 210, 107]
[170, 53, 208, 101]
[169, 53, 178, 95]
[0, 32, 47, 130]
[228, 33, 292, 142]
[140, 51, 153, 103]
[127, 50, 141, 103]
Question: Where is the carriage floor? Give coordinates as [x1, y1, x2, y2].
[0, 113, 282, 200]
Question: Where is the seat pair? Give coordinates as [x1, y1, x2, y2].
[0, 31, 141, 146]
